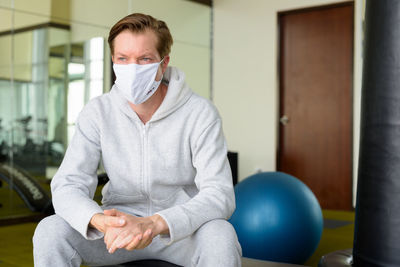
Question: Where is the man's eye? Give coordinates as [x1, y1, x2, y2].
[140, 58, 152, 63]
[118, 57, 126, 61]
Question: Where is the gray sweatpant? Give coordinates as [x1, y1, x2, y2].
[33, 215, 242, 267]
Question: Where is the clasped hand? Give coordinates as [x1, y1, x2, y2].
[90, 209, 168, 254]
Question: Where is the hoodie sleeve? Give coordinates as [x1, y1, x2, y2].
[51, 103, 104, 240]
[156, 115, 235, 245]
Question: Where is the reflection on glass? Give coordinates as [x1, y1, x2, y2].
[67, 37, 104, 142]
[67, 80, 84, 142]
[68, 63, 85, 75]
[0, 26, 61, 219]
[0, 22, 105, 219]
[85, 37, 104, 101]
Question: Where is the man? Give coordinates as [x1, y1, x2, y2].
[33, 13, 242, 267]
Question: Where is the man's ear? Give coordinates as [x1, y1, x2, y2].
[162, 56, 170, 72]
[111, 55, 115, 63]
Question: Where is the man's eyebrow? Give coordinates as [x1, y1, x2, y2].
[114, 52, 158, 59]
[115, 52, 128, 57]
[139, 53, 156, 58]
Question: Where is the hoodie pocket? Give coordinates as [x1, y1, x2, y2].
[101, 182, 144, 206]
[102, 192, 148, 216]
[101, 190, 145, 206]
[151, 188, 192, 212]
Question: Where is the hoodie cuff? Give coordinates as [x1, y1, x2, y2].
[156, 207, 189, 245]
[77, 206, 105, 240]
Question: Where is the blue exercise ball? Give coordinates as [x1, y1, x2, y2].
[230, 172, 323, 264]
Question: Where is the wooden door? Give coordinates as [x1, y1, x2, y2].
[278, 3, 353, 210]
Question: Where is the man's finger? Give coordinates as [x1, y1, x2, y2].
[136, 229, 152, 249]
[104, 215, 125, 227]
[116, 234, 135, 249]
[108, 231, 130, 254]
[104, 229, 119, 250]
[125, 234, 142, 251]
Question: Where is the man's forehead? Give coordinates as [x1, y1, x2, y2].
[114, 30, 158, 55]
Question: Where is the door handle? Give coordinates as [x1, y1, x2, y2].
[280, 115, 290, 126]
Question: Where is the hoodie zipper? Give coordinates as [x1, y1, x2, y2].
[142, 123, 151, 216]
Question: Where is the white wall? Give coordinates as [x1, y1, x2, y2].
[213, 0, 363, 205]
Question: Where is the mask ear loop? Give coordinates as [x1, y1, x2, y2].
[159, 57, 168, 84]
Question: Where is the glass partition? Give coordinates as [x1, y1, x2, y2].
[0, 25, 71, 218]
[0, 24, 106, 220]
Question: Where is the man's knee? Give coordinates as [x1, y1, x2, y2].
[196, 219, 242, 256]
[33, 215, 85, 267]
[33, 215, 74, 248]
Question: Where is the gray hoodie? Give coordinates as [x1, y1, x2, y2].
[51, 66, 235, 245]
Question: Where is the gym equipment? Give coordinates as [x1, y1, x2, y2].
[99, 257, 308, 267]
[318, 249, 352, 267]
[352, 0, 400, 266]
[0, 115, 64, 175]
[97, 172, 109, 185]
[0, 118, 7, 162]
[230, 172, 322, 264]
[228, 151, 238, 185]
[0, 163, 53, 214]
[100, 260, 181, 267]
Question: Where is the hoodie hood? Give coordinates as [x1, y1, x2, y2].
[151, 66, 192, 121]
[111, 66, 192, 123]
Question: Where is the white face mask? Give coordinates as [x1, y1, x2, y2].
[113, 59, 164, 105]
